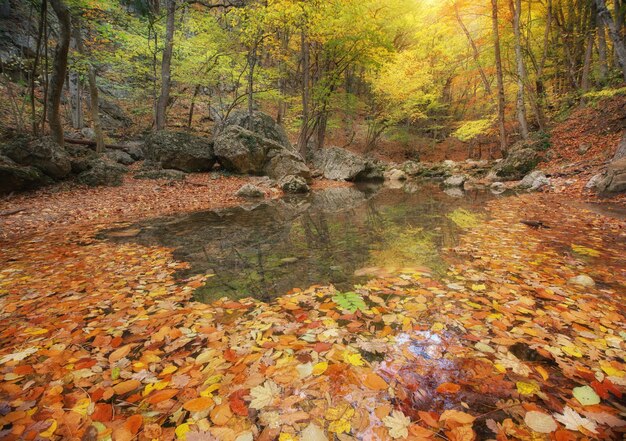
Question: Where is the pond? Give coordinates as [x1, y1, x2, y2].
[101, 182, 500, 302]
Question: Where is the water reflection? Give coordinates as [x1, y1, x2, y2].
[101, 182, 496, 302]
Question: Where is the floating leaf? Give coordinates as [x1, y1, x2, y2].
[524, 411, 557, 433]
[573, 385, 601, 406]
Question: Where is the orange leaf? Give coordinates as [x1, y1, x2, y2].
[124, 415, 143, 435]
[210, 403, 232, 426]
[91, 403, 112, 422]
[436, 382, 461, 394]
[109, 344, 132, 363]
[146, 389, 178, 404]
[183, 397, 214, 412]
[364, 372, 388, 391]
[113, 380, 141, 395]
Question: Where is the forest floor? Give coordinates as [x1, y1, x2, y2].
[0, 167, 625, 440]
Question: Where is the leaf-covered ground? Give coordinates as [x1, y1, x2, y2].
[0, 186, 625, 440]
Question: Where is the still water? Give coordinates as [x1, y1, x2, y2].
[102, 182, 498, 302]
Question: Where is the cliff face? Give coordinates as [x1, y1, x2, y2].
[0, 0, 41, 66]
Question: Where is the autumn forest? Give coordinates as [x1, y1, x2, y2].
[0, 0, 625, 440]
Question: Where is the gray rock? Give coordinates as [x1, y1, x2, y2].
[443, 175, 467, 187]
[279, 175, 310, 194]
[384, 168, 408, 181]
[567, 274, 595, 288]
[2, 137, 71, 179]
[519, 170, 550, 191]
[443, 160, 457, 168]
[121, 141, 144, 161]
[597, 158, 626, 195]
[490, 182, 506, 194]
[444, 187, 464, 198]
[578, 143, 592, 155]
[144, 131, 216, 173]
[98, 99, 131, 129]
[105, 149, 135, 165]
[222, 110, 292, 149]
[401, 161, 423, 177]
[585, 173, 604, 190]
[491, 148, 540, 181]
[310, 147, 383, 181]
[214, 125, 310, 181]
[0, 155, 51, 194]
[77, 158, 128, 187]
[235, 183, 265, 198]
[81, 127, 96, 140]
[134, 169, 186, 181]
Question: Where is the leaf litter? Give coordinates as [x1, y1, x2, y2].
[0, 191, 624, 440]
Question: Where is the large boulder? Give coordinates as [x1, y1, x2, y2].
[310, 147, 383, 181]
[214, 125, 311, 181]
[279, 175, 309, 194]
[2, 137, 71, 179]
[98, 99, 132, 130]
[134, 169, 187, 181]
[105, 149, 135, 165]
[519, 170, 550, 191]
[597, 158, 626, 195]
[490, 147, 540, 181]
[76, 158, 128, 187]
[222, 110, 292, 149]
[0, 155, 51, 194]
[443, 175, 467, 187]
[235, 183, 265, 199]
[144, 131, 216, 173]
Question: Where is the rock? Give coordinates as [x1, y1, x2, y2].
[443, 175, 467, 187]
[144, 131, 216, 173]
[519, 170, 550, 191]
[443, 160, 457, 168]
[490, 182, 506, 194]
[278, 175, 309, 194]
[585, 173, 604, 190]
[578, 143, 592, 155]
[120, 141, 144, 161]
[105, 149, 135, 165]
[491, 147, 540, 181]
[66, 145, 98, 174]
[76, 158, 128, 187]
[98, 99, 131, 129]
[2, 137, 71, 179]
[401, 160, 422, 177]
[310, 147, 383, 181]
[596, 158, 626, 195]
[444, 187, 464, 198]
[134, 169, 187, 181]
[384, 168, 408, 181]
[222, 110, 292, 149]
[214, 125, 310, 181]
[81, 127, 95, 140]
[235, 183, 265, 199]
[567, 274, 595, 288]
[0, 155, 51, 194]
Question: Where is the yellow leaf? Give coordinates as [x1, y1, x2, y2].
[471, 284, 486, 292]
[535, 366, 549, 381]
[562, 346, 583, 358]
[516, 381, 540, 396]
[175, 423, 191, 439]
[312, 361, 328, 375]
[279, 434, 297, 441]
[39, 419, 57, 438]
[343, 352, 364, 366]
[72, 398, 91, 416]
[431, 322, 444, 332]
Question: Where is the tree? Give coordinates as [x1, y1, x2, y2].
[510, 0, 529, 139]
[155, 0, 176, 130]
[48, 0, 71, 146]
[491, 0, 507, 153]
[595, 0, 626, 81]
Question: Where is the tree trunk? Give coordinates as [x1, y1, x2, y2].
[74, 17, 105, 153]
[581, 31, 595, 93]
[69, 23, 83, 129]
[48, 0, 71, 147]
[596, 0, 626, 81]
[511, 0, 529, 139]
[155, 0, 176, 131]
[597, 15, 609, 81]
[297, 30, 310, 158]
[614, 131, 626, 160]
[0, 0, 10, 18]
[492, 0, 507, 153]
[30, 0, 46, 135]
[247, 43, 257, 131]
[455, 2, 491, 96]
